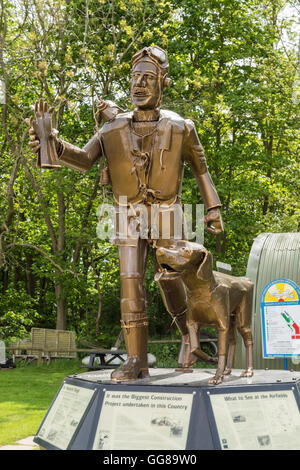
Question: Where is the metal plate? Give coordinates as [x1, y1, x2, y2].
[72, 367, 300, 388]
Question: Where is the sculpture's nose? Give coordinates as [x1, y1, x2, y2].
[136, 73, 145, 86]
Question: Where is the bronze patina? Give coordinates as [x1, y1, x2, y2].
[28, 46, 224, 381]
[155, 240, 254, 384]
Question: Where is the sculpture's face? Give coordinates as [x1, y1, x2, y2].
[131, 60, 161, 109]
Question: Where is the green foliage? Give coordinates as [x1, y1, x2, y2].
[171, 0, 300, 274]
[149, 342, 180, 368]
[0, 288, 40, 339]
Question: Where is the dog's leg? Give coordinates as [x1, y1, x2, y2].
[189, 322, 218, 365]
[223, 313, 237, 375]
[241, 343, 254, 377]
[208, 325, 228, 385]
[236, 288, 254, 377]
[155, 273, 193, 368]
[208, 353, 226, 385]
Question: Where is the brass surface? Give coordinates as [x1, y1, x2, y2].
[28, 46, 224, 381]
[156, 241, 254, 385]
[27, 99, 61, 168]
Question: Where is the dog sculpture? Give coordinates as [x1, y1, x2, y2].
[155, 241, 254, 384]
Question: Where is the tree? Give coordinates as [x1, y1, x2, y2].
[168, 0, 299, 273]
[0, 0, 176, 337]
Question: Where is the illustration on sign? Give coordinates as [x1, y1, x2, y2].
[260, 279, 300, 358]
[281, 311, 300, 339]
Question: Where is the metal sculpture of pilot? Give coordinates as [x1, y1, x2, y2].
[28, 45, 223, 381]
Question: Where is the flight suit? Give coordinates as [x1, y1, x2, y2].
[55, 109, 222, 379]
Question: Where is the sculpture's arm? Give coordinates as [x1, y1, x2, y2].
[28, 99, 103, 172]
[183, 119, 223, 234]
[55, 132, 102, 173]
[56, 98, 124, 172]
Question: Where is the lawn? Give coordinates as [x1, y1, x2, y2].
[0, 360, 83, 446]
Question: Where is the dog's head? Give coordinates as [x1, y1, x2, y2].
[156, 240, 213, 281]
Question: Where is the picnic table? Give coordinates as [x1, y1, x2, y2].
[80, 348, 127, 371]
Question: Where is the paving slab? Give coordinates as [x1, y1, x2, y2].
[0, 444, 36, 450]
[16, 436, 37, 446]
[0, 436, 39, 450]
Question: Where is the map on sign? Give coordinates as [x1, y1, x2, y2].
[281, 310, 300, 339]
[260, 279, 300, 358]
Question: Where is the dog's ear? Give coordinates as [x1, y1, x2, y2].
[196, 250, 213, 281]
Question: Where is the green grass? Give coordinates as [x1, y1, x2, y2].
[0, 360, 83, 446]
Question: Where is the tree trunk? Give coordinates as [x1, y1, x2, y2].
[1, 269, 9, 293]
[39, 277, 46, 312]
[55, 192, 67, 330]
[95, 278, 102, 338]
[25, 253, 36, 297]
[55, 274, 67, 330]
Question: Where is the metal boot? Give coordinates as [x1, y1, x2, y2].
[111, 313, 149, 381]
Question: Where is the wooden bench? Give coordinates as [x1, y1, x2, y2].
[9, 328, 77, 363]
[31, 328, 77, 359]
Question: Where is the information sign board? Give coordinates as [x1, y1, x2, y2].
[208, 389, 300, 450]
[35, 382, 95, 449]
[260, 278, 300, 358]
[93, 390, 194, 450]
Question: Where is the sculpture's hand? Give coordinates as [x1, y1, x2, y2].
[26, 99, 60, 168]
[204, 208, 224, 235]
[95, 98, 124, 123]
[97, 99, 107, 111]
[27, 99, 56, 153]
[27, 116, 41, 154]
[34, 98, 55, 140]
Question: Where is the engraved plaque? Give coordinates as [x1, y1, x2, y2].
[209, 390, 300, 450]
[93, 391, 194, 450]
[36, 383, 95, 449]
